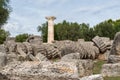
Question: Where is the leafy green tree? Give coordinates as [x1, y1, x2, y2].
[79, 23, 92, 41]
[38, 19, 120, 42]
[94, 20, 116, 39]
[0, 0, 11, 28]
[15, 33, 29, 42]
[0, 0, 11, 44]
[38, 20, 92, 42]
[0, 29, 9, 44]
[37, 22, 48, 42]
[113, 19, 120, 32]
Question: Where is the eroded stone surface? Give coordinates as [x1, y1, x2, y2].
[0, 59, 94, 80]
[101, 63, 120, 77]
[0, 61, 80, 80]
[61, 59, 93, 77]
[79, 74, 103, 80]
[108, 55, 120, 63]
[92, 36, 108, 53]
[0, 52, 7, 68]
[0, 45, 6, 53]
[26, 35, 43, 45]
[61, 53, 80, 61]
[110, 32, 120, 55]
[35, 53, 48, 61]
[46, 16, 56, 44]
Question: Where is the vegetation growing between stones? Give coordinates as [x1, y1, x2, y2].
[38, 19, 120, 42]
[93, 60, 105, 74]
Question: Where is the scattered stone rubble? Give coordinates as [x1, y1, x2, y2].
[0, 59, 94, 80]
[4, 35, 113, 61]
[0, 34, 118, 80]
[101, 32, 120, 77]
[54, 40, 99, 59]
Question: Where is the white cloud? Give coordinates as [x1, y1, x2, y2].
[4, 21, 40, 37]
[5, 0, 120, 36]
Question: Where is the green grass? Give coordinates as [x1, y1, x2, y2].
[104, 77, 120, 80]
[93, 60, 105, 74]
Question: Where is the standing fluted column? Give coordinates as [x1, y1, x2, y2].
[46, 16, 56, 43]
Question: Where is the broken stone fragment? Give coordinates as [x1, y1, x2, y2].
[79, 74, 103, 80]
[61, 53, 80, 61]
[35, 53, 48, 61]
[0, 52, 7, 68]
[61, 59, 93, 77]
[108, 55, 120, 63]
[92, 36, 108, 53]
[110, 32, 120, 55]
[26, 35, 43, 45]
[0, 61, 80, 80]
[101, 63, 120, 77]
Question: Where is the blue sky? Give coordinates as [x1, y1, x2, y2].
[4, 0, 120, 36]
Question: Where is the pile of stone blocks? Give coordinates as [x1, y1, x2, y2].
[101, 32, 120, 77]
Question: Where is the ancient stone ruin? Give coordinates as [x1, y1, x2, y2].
[0, 33, 115, 80]
[101, 32, 120, 77]
[0, 17, 120, 80]
[46, 16, 56, 44]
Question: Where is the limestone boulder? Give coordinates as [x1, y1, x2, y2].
[0, 45, 6, 53]
[103, 50, 110, 60]
[108, 55, 120, 63]
[31, 44, 46, 56]
[44, 44, 61, 59]
[77, 60, 93, 77]
[110, 32, 120, 55]
[23, 42, 33, 54]
[26, 35, 43, 45]
[35, 53, 48, 61]
[16, 43, 27, 58]
[61, 59, 93, 77]
[79, 74, 103, 80]
[54, 40, 99, 59]
[31, 43, 61, 59]
[43, 61, 79, 78]
[6, 52, 18, 63]
[79, 42, 99, 59]
[54, 40, 77, 56]
[0, 61, 80, 80]
[4, 40, 16, 53]
[101, 63, 120, 77]
[92, 36, 108, 53]
[0, 52, 7, 68]
[0, 59, 93, 80]
[61, 53, 80, 61]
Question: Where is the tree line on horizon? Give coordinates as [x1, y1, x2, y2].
[1, 0, 120, 44]
[38, 19, 120, 42]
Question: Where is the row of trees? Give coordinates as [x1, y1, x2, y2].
[0, 0, 120, 44]
[38, 19, 120, 42]
[15, 33, 29, 42]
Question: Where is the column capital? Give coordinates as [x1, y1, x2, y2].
[45, 16, 56, 21]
